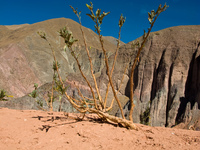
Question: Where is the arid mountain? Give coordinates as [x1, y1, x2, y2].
[0, 18, 116, 97]
[0, 18, 200, 129]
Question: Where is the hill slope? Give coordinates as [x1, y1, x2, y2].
[0, 18, 116, 97]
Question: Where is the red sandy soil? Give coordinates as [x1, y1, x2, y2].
[0, 108, 199, 150]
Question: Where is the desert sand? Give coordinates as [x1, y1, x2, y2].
[0, 107, 199, 150]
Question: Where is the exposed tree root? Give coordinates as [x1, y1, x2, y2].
[89, 108, 138, 130]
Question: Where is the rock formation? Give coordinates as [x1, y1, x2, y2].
[114, 25, 200, 127]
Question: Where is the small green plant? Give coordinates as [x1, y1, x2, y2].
[36, 99, 43, 108]
[37, 2, 168, 129]
[29, 83, 45, 109]
[140, 105, 150, 125]
[29, 83, 38, 98]
[0, 89, 10, 101]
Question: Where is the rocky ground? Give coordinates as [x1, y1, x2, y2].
[0, 107, 199, 150]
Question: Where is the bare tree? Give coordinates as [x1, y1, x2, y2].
[38, 2, 168, 129]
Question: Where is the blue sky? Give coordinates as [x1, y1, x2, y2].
[0, 0, 199, 43]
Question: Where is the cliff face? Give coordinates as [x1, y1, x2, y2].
[114, 25, 200, 127]
[0, 18, 199, 128]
